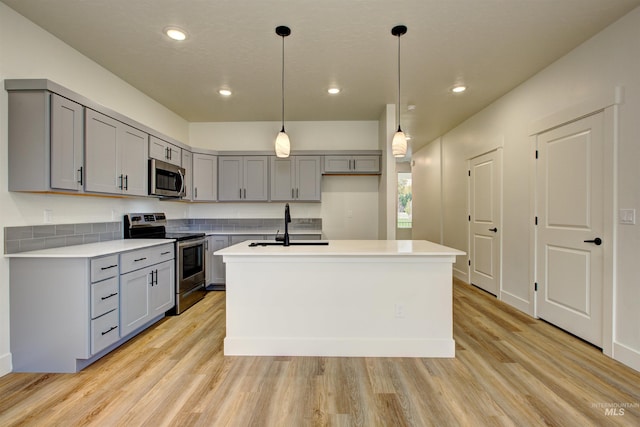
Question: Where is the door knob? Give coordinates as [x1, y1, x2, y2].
[489, 228, 498, 232]
[584, 237, 602, 246]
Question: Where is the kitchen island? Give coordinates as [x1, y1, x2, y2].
[216, 240, 465, 358]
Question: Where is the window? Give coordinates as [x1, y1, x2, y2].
[398, 172, 412, 228]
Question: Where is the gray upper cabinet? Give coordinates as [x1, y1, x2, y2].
[270, 156, 321, 202]
[218, 156, 269, 201]
[149, 135, 181, 167]
[192, 153, 217, 201]
[181, 150, 193, 201]
[7, 91, 84, 192]
[323, 155, 381, 174]
[85, 109, 148, 196]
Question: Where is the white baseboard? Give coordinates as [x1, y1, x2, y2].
[224, 337, 455, 358]
[0, 352, 12, 377]
[453, 268, 468, 283]
[613, 342, 640, 373]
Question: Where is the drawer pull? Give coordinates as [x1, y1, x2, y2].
[161, 251, 171, 255]
[134, 257, 147, 262]
[100, 264, 118, 270]
[101, 325, 118, 336]
[101, 292, 118, 300]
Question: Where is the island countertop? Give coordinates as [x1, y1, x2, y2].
[215, 239, 465, 257]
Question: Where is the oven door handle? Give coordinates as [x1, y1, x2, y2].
[177, 238, 206, 250]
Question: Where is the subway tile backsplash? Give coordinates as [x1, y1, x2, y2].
[4, 222, 122, 254]
[4, 218, 322, 254]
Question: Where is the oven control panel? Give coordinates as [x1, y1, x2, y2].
[125, 213, 167, 227]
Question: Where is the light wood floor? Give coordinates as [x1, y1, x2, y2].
[1, 280, 639, 426]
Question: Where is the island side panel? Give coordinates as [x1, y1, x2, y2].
[223, 255, 455, 357]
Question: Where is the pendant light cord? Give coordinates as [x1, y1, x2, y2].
[397, 33, 402, 132]
[281, 34, 285, 132]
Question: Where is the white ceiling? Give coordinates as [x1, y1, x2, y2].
[3, 0, 639, 152]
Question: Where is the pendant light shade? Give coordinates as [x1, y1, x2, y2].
[275, 26, 291, 158]
[275, 129, 291, 157]
[392, 129, 407, 157]
[391, 25, 408, 158]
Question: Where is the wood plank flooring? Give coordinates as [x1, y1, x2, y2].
[1, 279, 639, 426]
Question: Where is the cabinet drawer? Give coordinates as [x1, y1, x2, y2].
[149, 244, 174, 264]
[91, 276, 119, 319]
[91, 309, 119, 354]
[91, 255, 119, 282]
[120, 248, 154, 274]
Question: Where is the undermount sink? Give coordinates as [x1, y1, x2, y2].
[248, 241, 329, 247]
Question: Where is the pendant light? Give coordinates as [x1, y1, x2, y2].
[275, 25, 291, 158]
[391, 25, 408, 158]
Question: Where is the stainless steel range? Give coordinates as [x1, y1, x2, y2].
[124, 213, 206, 314]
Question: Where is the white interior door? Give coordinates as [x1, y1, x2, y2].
[536, 112, 604, 347]
[469, 149, 502, 295]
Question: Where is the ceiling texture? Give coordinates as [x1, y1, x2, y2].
[3, 0, 639, 152]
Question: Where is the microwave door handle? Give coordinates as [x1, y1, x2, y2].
[178, 169, 185, 197]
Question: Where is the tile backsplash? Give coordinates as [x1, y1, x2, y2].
[4, 217, 322, 254]
[4, 222, 121, 254]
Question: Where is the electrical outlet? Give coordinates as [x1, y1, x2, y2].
[394, 304, 405, 318]
[43, 209, 53, 223]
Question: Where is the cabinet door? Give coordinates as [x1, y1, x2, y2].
[193, 153, 217, 201]
[85, 109, 119, 194]
[353, 156, 380, 173]
[149, 135, 181, 167]
[50, 94, 84, 191]
[244, 156, 269, 201]
[323, 156, 351, 173]
[120, 267, 151, 337]
[119, 124, 148, 196]
[270, 157, 295, 201]
[181, 150, 193, 201]
[218, 157, 243, 201]
[151, 260, 175, 316]
[296, 156, 321, 201]
[208, 235, 229, 284]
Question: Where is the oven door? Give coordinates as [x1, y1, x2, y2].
[149, 158, 185, 198]
[177, 238, 206, 293]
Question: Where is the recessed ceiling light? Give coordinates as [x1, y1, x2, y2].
[165, 27, 187, 41]
[452, 85, 467, 93]
[218, 89, 232, 96]
[328, 87, 341, 95]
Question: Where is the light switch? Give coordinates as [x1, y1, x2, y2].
[619, 209, 636, 225]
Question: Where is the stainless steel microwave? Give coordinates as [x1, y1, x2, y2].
[149, 158, 186, 198]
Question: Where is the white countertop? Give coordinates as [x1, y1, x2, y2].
[215, 239, 465, 257]
[5, 239, 175, 259]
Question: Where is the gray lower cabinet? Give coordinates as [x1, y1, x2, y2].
[270, 156, 321, 201]
[193, 153, 217, 201]
[7, 91, 84, 192]
[218, 156, 269, 201]
[206, 235, 230, 288]
[8, 244, 174, 373]
[120, 245, 175, 336]
[323, 155, 380, 174]
[85, 109, 149, 196]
